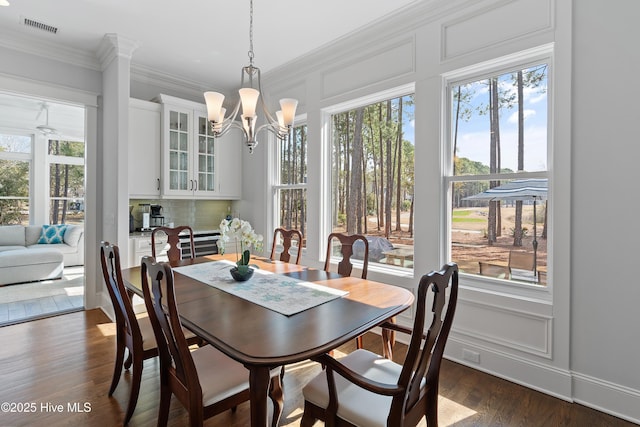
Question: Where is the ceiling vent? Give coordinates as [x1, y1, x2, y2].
[22, 17, 58, 34]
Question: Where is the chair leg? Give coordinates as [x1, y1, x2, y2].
[300, 402, 317, 427]
[123, 356, 143, 425]
[156, 385, 171, 427]
[355, 335, 363, 349]
[269, 374, 284, 427]
[109, 341, 126, 396]
[425, 387, 438, 427]
[124, 349, 133, 370]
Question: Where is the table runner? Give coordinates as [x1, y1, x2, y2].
[173, 260, 348, 316]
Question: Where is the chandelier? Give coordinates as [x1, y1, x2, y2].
[204, 0, 298, 153]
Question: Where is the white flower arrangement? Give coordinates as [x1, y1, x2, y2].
[218, 218, 264, 269]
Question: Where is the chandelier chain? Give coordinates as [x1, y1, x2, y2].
[248, 0, 254, 65]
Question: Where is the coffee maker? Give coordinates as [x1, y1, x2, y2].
[150, 204, 164, 227]
[139, 203, 151, 230]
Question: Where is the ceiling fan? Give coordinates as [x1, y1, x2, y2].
[36, 102, 58, 136]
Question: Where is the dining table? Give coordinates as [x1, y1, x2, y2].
[122, 253, 415, 427]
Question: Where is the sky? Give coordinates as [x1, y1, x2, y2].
[453, 68, 548, 173]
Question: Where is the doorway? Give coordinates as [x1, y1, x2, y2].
[0, 92, 86, 326]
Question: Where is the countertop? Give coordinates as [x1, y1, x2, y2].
[129, 229, 220, 238]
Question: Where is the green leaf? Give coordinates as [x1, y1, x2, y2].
[240, 249, 251, 266]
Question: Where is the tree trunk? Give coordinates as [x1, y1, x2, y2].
[395, 97, 403, 232]
[514, 70, 524, 247]
[487, 79, 499, 244]
[378, 105, 385, 230]
[384, 100, 393, 239]
[299, 127, 306, 238]
[348, 107, 364, 234]
[344, 113, 351, 230]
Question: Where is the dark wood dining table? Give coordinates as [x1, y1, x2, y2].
[122, 253, 414, 427]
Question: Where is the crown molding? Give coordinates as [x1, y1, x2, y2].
[0, 27, 101, 71]
[96, 33, 139, 70]
[130, 63, 211, 100]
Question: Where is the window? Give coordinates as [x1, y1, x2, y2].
[329, 92, 415, 270]
[48, 140, 85, 225]
[273, 122, 307, 247]
[446, 60, 549, 286]
[0, 134, 31, 225]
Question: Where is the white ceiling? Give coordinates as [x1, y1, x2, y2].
[0, 0, 418, 140]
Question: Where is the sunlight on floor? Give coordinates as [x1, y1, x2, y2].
[439, 396, 478, 426]
[64, 286, 84, 296]
[96, 322, 117, 337]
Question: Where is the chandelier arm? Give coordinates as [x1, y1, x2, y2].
[253, 67, 280, 127]
[256, 122, 291, 141]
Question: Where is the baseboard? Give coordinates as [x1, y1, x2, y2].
[572, 372, 640, 424]
[445, 337, 573, 401]
[98, 291, 115, 321]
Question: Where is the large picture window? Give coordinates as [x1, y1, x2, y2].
[446, 61, 549, 286]
[329, 92, 415, 270]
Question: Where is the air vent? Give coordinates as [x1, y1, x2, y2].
[22, 17, 58, 34]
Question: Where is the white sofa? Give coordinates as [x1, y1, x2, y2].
[0, 224, 84, 286]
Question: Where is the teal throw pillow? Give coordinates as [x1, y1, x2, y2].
[37, 224, 68, 244]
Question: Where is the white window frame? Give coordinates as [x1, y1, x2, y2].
[271, 115, 308, 254]
[442, 45, 554, 300]
[321, 83, 416, 276]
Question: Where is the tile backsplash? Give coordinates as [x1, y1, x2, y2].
[129, 199, 232, 232]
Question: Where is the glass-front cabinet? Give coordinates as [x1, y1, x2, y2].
[158, 94, 239, 199]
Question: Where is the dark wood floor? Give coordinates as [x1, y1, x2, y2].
[0, 309, 634, 427]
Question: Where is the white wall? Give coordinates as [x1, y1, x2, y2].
[570, 0, 640, 418]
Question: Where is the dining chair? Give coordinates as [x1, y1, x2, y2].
[100, 241, 201, 425]
[324, 232, 369, 279]
[151, 225, 195, 263]
[140, 256, 284, 427]
[301, 262, 459, 427]
[100, 241, 159, 425]
[324, 232, 370, 350]
[270, 227, 303, 264]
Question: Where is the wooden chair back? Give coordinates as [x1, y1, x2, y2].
[100, 241, 157, 424]
[151, 225, 195, 262]
[270, 228, 303, 264]
[391, 262, 458, 425]
[100, 242, 140, 345]
[323, 232, 369, 279]
[140, 256, 200, 404]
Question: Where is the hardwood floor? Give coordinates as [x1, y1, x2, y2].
[0, 309, 634, 427]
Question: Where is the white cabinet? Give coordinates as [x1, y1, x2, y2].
[157, 94, 241, 199]
[129, 234, 168, 267]
[128, 99, 161, 198]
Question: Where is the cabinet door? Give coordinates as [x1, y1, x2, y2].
[216, 130, 242, 199]
[128, 99, 161, 197]
[193, 112, 218, 197]
[161, 105, 194, 197]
